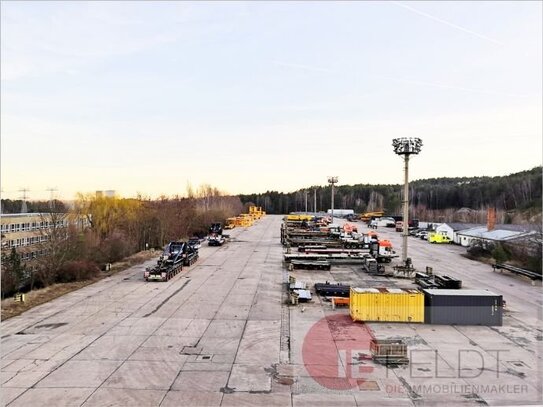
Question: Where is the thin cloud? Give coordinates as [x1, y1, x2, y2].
[272, 60, 336, 74]
[380, 75, 530, 98]
[392, 1, 504, 46]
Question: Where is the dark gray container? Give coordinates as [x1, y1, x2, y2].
[423, 289, 503, 326]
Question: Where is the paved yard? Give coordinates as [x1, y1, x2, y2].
[1, 215, 541, 406]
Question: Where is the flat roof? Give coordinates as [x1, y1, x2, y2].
[0, 212, 66, 218]
[423, 289, 500, 297]
[352, 287, 420, 294]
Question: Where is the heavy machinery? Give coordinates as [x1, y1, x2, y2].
[208, 235, 226, 246]
[188, 237, 202, 250]
[208, 222, 228, 246]
[144, 241, 199, 281]
[209, 223, 223, 235]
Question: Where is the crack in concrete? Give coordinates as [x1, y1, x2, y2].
[143, 280, 190, 318]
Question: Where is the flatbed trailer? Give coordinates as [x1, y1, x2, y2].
[284, 253, 369, 265]
[288, 259, 331, 271]
[286, 238, 344, 247]
[299, 248, 369, 255]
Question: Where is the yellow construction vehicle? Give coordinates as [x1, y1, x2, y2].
[224, 218, 237, 229]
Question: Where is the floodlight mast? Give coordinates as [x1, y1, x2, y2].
[327, 176, 338, 224]
[392, 138, 423, 263]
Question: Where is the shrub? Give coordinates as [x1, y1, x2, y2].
[491, 243, 510, 264]
[467, 239, 492, 258]
[56, 260, 100, 283]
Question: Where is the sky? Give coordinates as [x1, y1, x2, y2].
[1, 1, 541, 200]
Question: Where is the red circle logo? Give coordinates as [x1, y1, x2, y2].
[302, 314, 375, 390]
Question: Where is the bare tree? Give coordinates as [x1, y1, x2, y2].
[34, 211, 74, 287]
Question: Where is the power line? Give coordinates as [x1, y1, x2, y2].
[46, 187, 58, 201]
[18, 188, 30, 213]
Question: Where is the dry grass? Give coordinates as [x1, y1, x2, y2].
[1, 249, 160, 321]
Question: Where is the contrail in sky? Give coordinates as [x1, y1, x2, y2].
[392, 1, 504, 46]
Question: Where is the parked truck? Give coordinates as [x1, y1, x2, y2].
[369, 240, 398, 263]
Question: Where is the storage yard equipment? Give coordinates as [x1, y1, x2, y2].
[331, 297, 350, 308]
[224, 218, 237, 229]
[144, 241, 198, 281]
[314, 282, 350, 297]
[288, 259, 331, 271]
[435, 275, 462, 289]
[423, 289, 503, 326]
[284, 252, 370, 265]
[370, 339, 409, 365]
[188, 237, 202, 250]
[369, 240, 398, 263]
[248, 205, 265, 219]
[392, 258, 417, 279]
[288, 277, 312, 303]
[208, 222, 228, 246]
[286, 214, 314, 222]
[361, 257, 385, 275]
[415, 272, 439, 289]
[298, 247, 368, 255]
[208, 235, 226, 246]
[350, 288, 424, 323]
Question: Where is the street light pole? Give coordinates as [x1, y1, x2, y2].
[392, 138, 423, 264]
[402, 154, 410, 262]
[327, 176, 338, 224]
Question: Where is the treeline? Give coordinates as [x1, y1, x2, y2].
[1, 199, 68, 214]
[1, 186, 242, 297]
[240, 167, 542, 219]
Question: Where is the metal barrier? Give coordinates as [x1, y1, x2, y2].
[492, 263, 541, 281]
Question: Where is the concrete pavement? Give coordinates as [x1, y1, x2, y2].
[2, 215, 542, 406]
[2, 215, 285, 406]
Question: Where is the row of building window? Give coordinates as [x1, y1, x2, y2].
[0, 220, 68, 234]
[4, 235, 50, 248]
[20, 249, 48, 261]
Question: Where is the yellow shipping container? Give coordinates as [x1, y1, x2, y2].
[350, 288, 424, 323]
